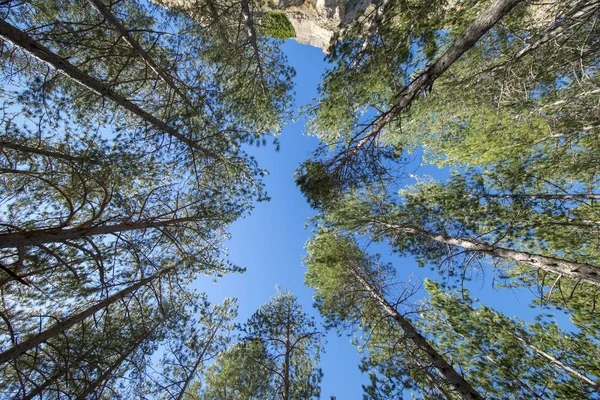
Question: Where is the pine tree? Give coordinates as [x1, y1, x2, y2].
[237, 289, 324, 400]
[414, 280, 600, 398]
[305, 231, 483, 399]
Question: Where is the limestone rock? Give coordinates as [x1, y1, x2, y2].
[264, 0, 373, 50]
[154, 0, 374, 51]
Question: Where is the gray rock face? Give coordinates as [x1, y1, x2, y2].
[155, 0, 373, 51]
[266, 0, 373, 50]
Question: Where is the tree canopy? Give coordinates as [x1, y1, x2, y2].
[1, 0, 599, 398]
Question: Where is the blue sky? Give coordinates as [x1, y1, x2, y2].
[193, 39, 572, 399]
[195, 40, 369, 398]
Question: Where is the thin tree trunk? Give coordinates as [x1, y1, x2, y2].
[0, 217, 196, 249]
[0, 19, 219, 160]
[344, 0, 522, 159]
[239, 0, 264, 83]
[204, 0, 231, 39]
[461, 303, 598, 389]
[283, 346, 290, 400]
[283, 307, 291, 400]
[513, 336, 598, 387]
[21, 367, 65, 400]
[481, 354, 542, 399]
[469, 0, 598, 85]
[350, 268, 484, 400]
[373, 220, 600, 286]
[417, 359, 454, 400]
[475, 193, 600, 200]
[350, 0, 389, 69]
[0, 268, 170, 365]
[20, 344, 98, 399]
[0, 140, 86, 163]
[75, 333, 149, 400]
[175, 319, 223, 400]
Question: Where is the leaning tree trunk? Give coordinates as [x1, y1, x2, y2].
[0, 19, 218, 160]
[373, 221, 600, 287]
[475, 193, 600, 201]
[0, 139, 86, 163]
[75, 332, 151, 400]
[175, 319, 224, 400]
[0, 268, 171, 365]
[343, 0, 523, 160]
[0, 217, 196, 249]
[239, 0, 264, 83]
[20, 343, 101, 399]
[350, 267, 484, 400]
[21, 368, 64, 400]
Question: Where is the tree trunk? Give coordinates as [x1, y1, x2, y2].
[350, 268, 484, 400]
[476, 193, 600, 201]
[175, 320, 223, 400]
[75, 333, 150, 400]
[350, 0, 390, 69]
[20, 345, 99, 400]
[0, 268, 170, 365]
[0, 19, 218, 160]
[514, 335, 598, 387]
[239, 0, 264, 83]
[345, 0, 522, 159]
[0, 140, 86, 163]
[283, 308, 291, 400]
[0, 217, 196, 249]
[21, 367, 65, 400]
[374, 221, 600, 286]
[472, 0, 598, 83]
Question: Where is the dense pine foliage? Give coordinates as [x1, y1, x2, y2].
[1, 0, 599, 398]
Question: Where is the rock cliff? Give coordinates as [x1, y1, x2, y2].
[156, 0, 374, 51]
[263, 0, 373, 50]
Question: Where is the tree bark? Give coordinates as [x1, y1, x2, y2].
[344, 0, 522, 159]
[374, 220, 600, 286]
[20, 345, 98, 399]
[513, 335, 598, 388]
[0, 19, 219, 160]
[0, 268, 170, 365]
[350, 267, 484, 400]
[0, 217, 196, 249]
[475, 193, 600, 201]
[239, 0, 264, 83]
[283, 307, 291, 400]
[75, 333, 150, 400]
[460, 303, 598, 389]
[21, 367, 65, 400]
[0, 139, 86, 163]
[175, 319, 223, 400]
[350, 0, 390, 69]
[468, 0, 598, 84]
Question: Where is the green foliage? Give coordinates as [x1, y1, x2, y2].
[416, 280, 600, 398]
[305, 231, 372, 327]
[0, 0, 295, 396]
[143, 297, 239, 399]
[203, 341, 276, 399]
[239, 289, 324, 400]
[307, 0, 458, 145]
[295, 160, 340, 209]
[3, 0, 600, 397]
[260, 12, 296, 39]
[300, 0, 600, 398]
